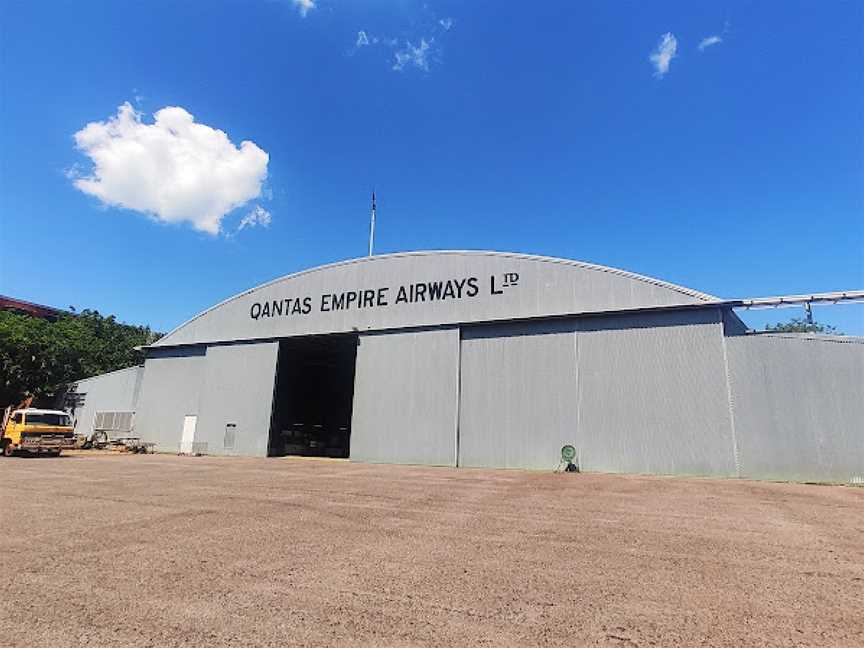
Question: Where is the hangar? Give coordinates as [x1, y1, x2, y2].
[71, 251, 863, 482]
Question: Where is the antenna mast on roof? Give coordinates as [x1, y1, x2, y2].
[368, 190, 377, 257]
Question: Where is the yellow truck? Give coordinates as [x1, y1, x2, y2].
[1, 407, 75, 457]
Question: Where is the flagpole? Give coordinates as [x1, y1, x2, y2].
[368, 190, 376, 257]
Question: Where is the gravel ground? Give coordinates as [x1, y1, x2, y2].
[1, 452, 862, 647]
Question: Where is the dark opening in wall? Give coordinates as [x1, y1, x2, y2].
[268, 334, 358, 458]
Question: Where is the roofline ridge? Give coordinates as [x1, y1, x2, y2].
[154, 250, 717, 346]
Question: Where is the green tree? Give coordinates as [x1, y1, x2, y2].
[0, 309, 161, 407]
[764, 317, 840, 335]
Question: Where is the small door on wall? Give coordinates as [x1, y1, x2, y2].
[224, 423, 237, 451]
[180, 415, 197, 454]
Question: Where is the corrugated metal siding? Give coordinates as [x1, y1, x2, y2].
[350, 328, 459, 466]
[457, 311, 735, 475]
[195, 342, 279, 457]
[81, 299, 859, 483]
[727, 334, 864, 482]
[71, 366, 144, 437]
[156, 252, 715, 347]
[458, 321, 579, 469]
[576, 310, 736, 476]
[134, 347, 206, 452]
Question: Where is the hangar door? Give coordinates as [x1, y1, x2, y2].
[351, 328, 459, 466]
[458, 321, 579, 470]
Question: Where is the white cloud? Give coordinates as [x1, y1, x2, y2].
[292, 0, 315, 17]
[238, 205, 272, 231]
[351, 12, 452, 72]
[393, 38, 433, 71]
[72, 102, 269, 235]
[649, 32, 678, 78]
[698, 35, 723, 51]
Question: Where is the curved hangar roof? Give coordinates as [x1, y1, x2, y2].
[154, 251, 719, 347]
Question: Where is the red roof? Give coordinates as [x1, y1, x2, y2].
[0, 295, 69, 320]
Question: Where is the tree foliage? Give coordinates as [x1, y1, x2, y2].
[0, 309, 161, 408]
[764, 317, 840, 335]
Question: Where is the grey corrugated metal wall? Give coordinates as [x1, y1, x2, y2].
[459, 320, 579, 469]
[726, 333, 864, 482]
[575, 310, 737, 476]
[458, 310, 737, 475]
[195, 342, 279, 457]
[74, 293, 861, 482]
[134, 347, 207, 452]
[71, 366, 144, 437]
[350, 328, 459, 465]
[155, 252, 715, 348]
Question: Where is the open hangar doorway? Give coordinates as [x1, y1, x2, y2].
[268, 334, 358, 458]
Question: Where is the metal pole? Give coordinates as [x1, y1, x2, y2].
[368, 191, 376, 257]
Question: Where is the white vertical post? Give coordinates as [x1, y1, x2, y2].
[368, 191, 376, 257]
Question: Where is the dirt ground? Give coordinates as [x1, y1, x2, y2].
[1, 453, 861, 648]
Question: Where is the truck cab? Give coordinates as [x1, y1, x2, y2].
[2, 408, 75, 457]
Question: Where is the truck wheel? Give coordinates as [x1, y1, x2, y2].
[3, 442, 15, 457]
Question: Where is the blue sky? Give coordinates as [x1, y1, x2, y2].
[1, 0, 862, 334]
